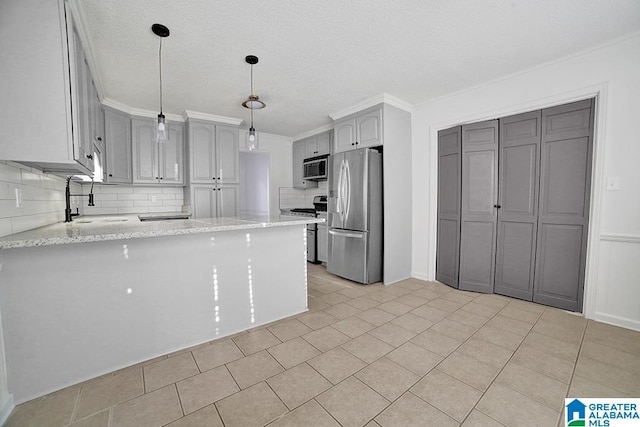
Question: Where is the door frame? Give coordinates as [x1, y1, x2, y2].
[429, 83, 608, 318]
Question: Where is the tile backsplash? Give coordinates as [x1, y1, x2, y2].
[279, 181, 328, 210]
[80, 184, 185, 215]
[0, 161, 78, 237]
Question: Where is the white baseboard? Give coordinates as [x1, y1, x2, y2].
[0, 394, 15, 426]
[411, 272, 431, 282]
[594, 312, 640, 332]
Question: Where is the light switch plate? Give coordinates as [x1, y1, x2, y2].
[606, 176, 621, 191]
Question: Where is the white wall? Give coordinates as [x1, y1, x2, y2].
[0, 161, 81, 237]
[239, 130, 293, 216]
[239, 151, 270, 216]
[80, 184, 184, 215]
[411, 32, 640, 330]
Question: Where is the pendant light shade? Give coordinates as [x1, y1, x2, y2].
[152, 24, 170, 143]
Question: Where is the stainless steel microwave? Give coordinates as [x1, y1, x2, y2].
[303, 155, 329, 180]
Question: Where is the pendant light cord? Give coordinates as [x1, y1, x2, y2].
[250, 64, 254, 127]
[159, 37, 163, 114]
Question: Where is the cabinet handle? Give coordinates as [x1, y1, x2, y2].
[85, 154, 93, 160]
[108, 174, 113, 177]
[351, 143, 355, 146]
[159, 177, 163, 180]
[95, 136, 102, 142]
[493, 204, 501, 209]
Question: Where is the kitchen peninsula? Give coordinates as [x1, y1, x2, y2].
[0, 214, 322, 403]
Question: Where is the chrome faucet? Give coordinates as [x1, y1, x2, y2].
[65, 176, 95, 222]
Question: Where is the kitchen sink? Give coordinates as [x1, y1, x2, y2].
[138, 215, 190, 222]
[74, 217, 129, 224]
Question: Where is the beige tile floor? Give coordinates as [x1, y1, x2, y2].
[6, 264, 640, 427]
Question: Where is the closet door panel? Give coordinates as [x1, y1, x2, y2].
[494, 111, 541, 301]
[534, 99, 593, 312]
[459, 120, 498, 293]
[436, 126, 461, 288]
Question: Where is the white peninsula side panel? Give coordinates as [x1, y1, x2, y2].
[0, 224, 308, 404]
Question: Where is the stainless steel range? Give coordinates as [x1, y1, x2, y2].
[289, 196, 327, 264]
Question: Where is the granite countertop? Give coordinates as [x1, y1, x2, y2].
[0, 214, 324, 249]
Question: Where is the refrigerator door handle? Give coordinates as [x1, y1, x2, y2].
[329, 229, 363, 239]
[338, 160, 347, 221]
[344, 159, 351, 222]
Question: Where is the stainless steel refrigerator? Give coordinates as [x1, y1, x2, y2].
[327, 148, 383, 284]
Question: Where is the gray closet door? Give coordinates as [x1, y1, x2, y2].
[436, 126, 461, 288]
[459, 120, 498, 293]
[494, 111, 541, 300]
[533, 99, 593, 312]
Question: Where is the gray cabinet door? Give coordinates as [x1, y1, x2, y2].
[189, 122, 216, 183]
[104, 109, 132, 184]
[494, 110, 541, 301]
[157, 122, 183, 184]
[357, 108, 383, 148]
[216, 125, 240, 184]
[334, 118, 357, 153]
[436, 126, 461, 288]
[459, 120, 498, 293]
[533, 99, 593, 312]
[316, 131, 332, 156]
[132, 119, 159, 184]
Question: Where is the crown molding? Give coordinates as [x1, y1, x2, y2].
[102, 98, 183, 122]
[330, 92, 414, 121]
[102, 99, 244, 125]
[183, 110, 243, 125]
[292, 123, 334, 142]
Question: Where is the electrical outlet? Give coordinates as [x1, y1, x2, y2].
[606, 176, 621, 191]
[151, 195, 157, 203]
[15, 188, 22, 208]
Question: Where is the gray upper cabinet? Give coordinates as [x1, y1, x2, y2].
[334, 107, 383, 154]
[188, 121, 239, 185]
[292, 140, 318, 189]
[292, 129, 331, 189]
[0, 0, 98, 174]
[104, 108, 132, 184]
[132, 117, 184, 185]
[300, 131, 332, 158]
[216, 126, 240, 184]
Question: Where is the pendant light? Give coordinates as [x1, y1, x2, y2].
[242, 55, 266, 149]
[152, 23, 170, 143]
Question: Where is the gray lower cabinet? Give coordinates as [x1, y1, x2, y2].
[104, 108, 132, 183]
[191, 185, 239, 219]
[436, 99, 594, 312]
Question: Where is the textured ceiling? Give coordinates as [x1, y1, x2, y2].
[76, 0, 640, 138]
